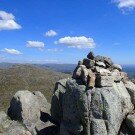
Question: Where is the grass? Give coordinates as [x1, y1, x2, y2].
[0, 64, 71, 111]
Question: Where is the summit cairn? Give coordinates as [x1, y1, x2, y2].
[72, 52, 117, 88]
[51, 52, 135, 135]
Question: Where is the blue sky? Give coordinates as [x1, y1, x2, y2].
[0, 0, 135, 64]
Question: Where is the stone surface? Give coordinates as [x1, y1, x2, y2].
[95, 55, 105, 62]
[8, 90, 50, 133]
[125, 113, 135, 135]
[95, 74, 114, 87]
[104, 57, 113, 67]
[87, 51, 95, 60]
[119, 122, 133, 135]
[0, 111, 31, 135]
[87, 69, 96, 88]
[94, 66, 111, 76]
[131, 78, 135, 84]
[51, 79, 91, 135]
[111, 69, 122, 82]
[91, 85, 133, 135]
[113, 81, 133, 115]
[83, 58, 95, 69]
[78, 60, 83, 65]
[95, 56, 113, 67]
[96, 61, 106, 68]
[91, 119, 107, 135]
[121, 72, 129, 83]
[0, 111, 7, 124]
[73, 65, 87, 80]
[51, 79, 68, 124]
[113, 64, 122, 71]
[125, 81, 135, 105]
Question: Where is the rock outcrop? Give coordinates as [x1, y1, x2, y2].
[0, 52, 135, 135]
[51, 52, 135, 135]
[7, 90, 51, 135]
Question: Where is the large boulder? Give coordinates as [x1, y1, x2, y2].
[91, 84, 133, 135]
[8, 90, 50, 134]
[51, 79, 91, 135]
[51, 78, 68, 124]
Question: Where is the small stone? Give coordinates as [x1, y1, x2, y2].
[113, 64, 122, 71]
[82, 66, 89, 84]
[95, 55, 104, 62]
[95, 74, 114, 87]
[87, 69, 96, 88]
[120, 72, 129, 83]
[87, 51, 95, 60]
[72, 65, 86, 79]
[83, 58, 95, 69]
[78, 61, 83, 66]
[112, 69, 122, 82]
[104, 57, 113, 67]
[95, 66, 111, 76]
[96, 61, 106, 68]
[95, 56, 113, 67]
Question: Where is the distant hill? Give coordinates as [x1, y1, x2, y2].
[0, 63, 15, 69]
[34, 64, 76, 74]
[0, 64, 71, 111]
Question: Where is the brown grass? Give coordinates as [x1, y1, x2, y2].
[0, 65, 71, 111]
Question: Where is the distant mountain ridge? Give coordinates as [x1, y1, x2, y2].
[0, 63, 135, 77]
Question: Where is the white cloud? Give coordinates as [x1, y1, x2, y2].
[2, 48, 23, 55]
[45, 30, 58, 37]
[0, 10, 21, 30]
[113, 0, 135, 10]
[55, 36, 96, 49]
[47, 48, 63, 52]
[26, 41, 45, 49]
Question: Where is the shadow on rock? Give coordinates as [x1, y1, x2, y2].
[40, 111, 60, 127]
[36, 112, 60, 135]
[37, 125, 59, 135]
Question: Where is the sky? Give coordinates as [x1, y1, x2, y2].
[0, 0, 135, 64]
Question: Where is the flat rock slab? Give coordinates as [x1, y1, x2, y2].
[95, 75, 114, 87]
